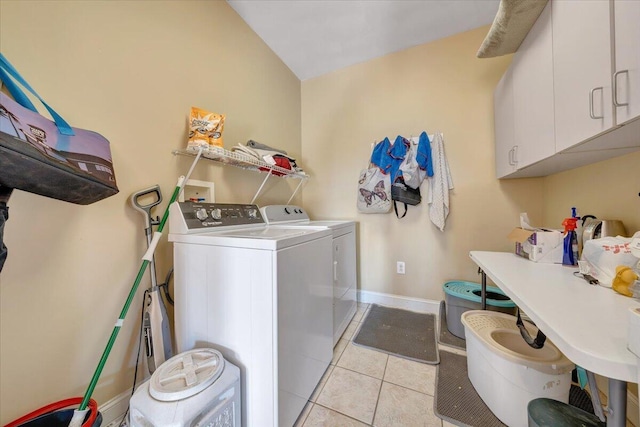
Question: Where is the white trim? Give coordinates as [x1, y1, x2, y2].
[357, 289, 440, 314]
[99, 389, 131, 427]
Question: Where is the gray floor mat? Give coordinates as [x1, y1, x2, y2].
[435, 350, 506, 427]
[353, 304, 439, 364]
[438, 300, 466, 350]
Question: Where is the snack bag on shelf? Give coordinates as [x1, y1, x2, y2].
[187, 107, 225, 150]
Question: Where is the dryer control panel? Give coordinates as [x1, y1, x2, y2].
[260, 204, 310, 224]
[169, 202, 265, 234]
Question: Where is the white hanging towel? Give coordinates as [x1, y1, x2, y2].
[427, 133, 454, 231]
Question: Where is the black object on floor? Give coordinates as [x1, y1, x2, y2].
[435, 349, 507, 427]
[569, 384, 596, 415]
[352, 304, 439, 364]
[438, 300, 466, 350]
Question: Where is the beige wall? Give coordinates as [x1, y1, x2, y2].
[0, 1, 301, 423]
[301, 27, 544, 301]
[542, 150, 640, 233]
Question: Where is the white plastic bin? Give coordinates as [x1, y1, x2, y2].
[462, 311, 574, 427]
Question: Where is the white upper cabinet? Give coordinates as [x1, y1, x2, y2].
[493, 0, 640, 178]
[511, 3, 555, 169]
[494, 67, 517, 178]
[613, 0, 640, 124]
[552, 0, 613, 152]
[494, 2, 554, 178]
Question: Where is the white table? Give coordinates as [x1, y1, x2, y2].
[470, 251, 640, 427]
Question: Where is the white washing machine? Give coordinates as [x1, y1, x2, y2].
[260, 205, 357, 345]
[129, 348, 241, 427]
[168, 202, 333, 427]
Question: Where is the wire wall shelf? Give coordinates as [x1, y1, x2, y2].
[172, 147, 308, 204]
[172, 148, 309, 179]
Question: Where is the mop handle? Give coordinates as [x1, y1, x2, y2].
[75, 148, 203, 415]
[129, 185, 163, 289]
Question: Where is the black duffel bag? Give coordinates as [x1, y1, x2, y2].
[391, 177, 421, 218]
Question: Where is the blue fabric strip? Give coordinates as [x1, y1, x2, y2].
[0, 53, 75, 136]
[0, 66, 38, 112]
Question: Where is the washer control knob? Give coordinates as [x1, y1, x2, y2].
[247, 208, 258, 219]
[211, 208, 222, 220]
[196, 208, 208, 221]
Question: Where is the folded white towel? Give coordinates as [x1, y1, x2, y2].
[427, 133, 454, 232]
[231, 144, 262, 160]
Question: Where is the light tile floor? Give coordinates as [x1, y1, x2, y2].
[295, 303, 461, 427]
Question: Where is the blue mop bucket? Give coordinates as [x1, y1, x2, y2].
[443, 280, 516, 339]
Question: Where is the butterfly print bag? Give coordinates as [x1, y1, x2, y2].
[357, 165, 391, 214]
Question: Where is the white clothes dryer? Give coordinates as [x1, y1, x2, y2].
[260, 205, 358, 345]
[168, 202, 333, 427]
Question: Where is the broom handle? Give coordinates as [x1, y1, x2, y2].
[77, 148, 203, 412]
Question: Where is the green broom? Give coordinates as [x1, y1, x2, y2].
[68, 147, 204, 427]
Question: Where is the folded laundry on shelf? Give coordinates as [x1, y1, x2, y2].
[232, 144, 262, 160]
[231, 143, 305, 175]
[247, 139, 288, 155]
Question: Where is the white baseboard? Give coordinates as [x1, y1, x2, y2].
[99, 389, 131, 427]
[357, 289, 440, 314]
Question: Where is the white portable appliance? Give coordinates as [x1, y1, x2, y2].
[260, 205, 357, 345]
[129, 348, 241, 427]
[168, 202, 333, 427]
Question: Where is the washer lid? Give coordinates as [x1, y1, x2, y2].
[149, 348, 225, 402]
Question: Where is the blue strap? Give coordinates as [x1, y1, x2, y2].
[0, 66, 37, 111]
[0, 53, 75, 136]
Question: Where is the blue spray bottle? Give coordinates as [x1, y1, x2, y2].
[562, 216, 579, 266]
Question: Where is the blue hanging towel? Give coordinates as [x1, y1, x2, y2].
[388, 135, 410, 183]
[416, 131, 434, 177]
[370, 137, 393, 174]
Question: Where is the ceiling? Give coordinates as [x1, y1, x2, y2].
[227, 0, 500, 81]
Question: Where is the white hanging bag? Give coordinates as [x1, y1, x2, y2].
[357, 144, 392, 214]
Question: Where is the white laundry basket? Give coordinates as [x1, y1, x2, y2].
[129, 348, 241, 427]
[461, 311, 574, 427]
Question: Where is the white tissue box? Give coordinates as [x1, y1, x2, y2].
[508, 228, 564, 263]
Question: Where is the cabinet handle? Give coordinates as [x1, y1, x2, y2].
[513, 145, 518, 165]
[589, 87, 604, 119]
[508, 147, 514, 165]
[333, 261, 338, 282]
[613, 70, 629, 107]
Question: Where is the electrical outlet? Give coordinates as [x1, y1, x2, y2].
[397, 261, 405, 274]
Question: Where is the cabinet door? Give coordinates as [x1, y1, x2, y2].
[553, 0, 613, 152]
[613, 0, 640, 124]
[494, 67, 517, 178]
[512, 2, 555, 168]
